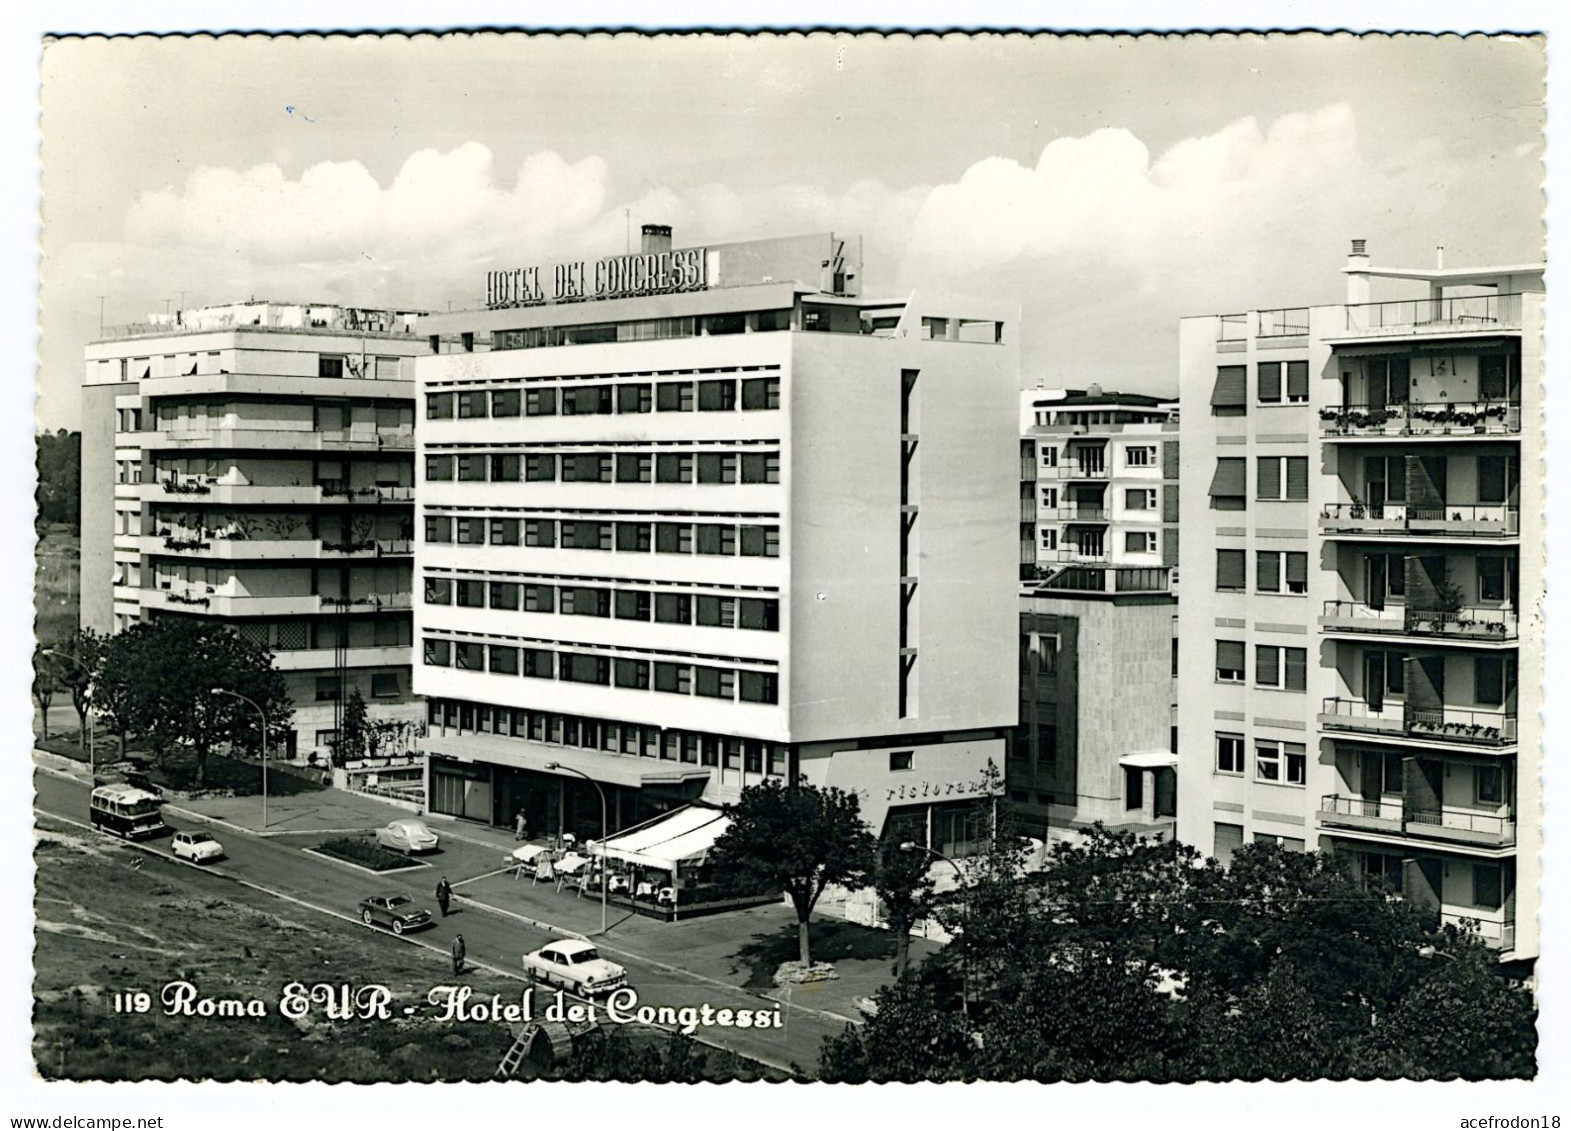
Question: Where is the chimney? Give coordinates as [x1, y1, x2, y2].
[1346, 238, 1371, 305]
[640, 224, 672, 255]
[1086, 382, 1103, 399]
[1436, 244, 1445, 270]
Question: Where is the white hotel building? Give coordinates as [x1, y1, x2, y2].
[413, 228, 1020, 851]
[1177, 242, 1541, 969]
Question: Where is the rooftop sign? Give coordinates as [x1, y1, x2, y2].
[486, 247, 709, 309]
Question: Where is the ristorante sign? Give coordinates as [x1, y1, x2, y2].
[486, 247, 709, 309]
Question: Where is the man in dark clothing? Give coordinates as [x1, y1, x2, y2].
[436, 877, 453, 918]
[515, 811, 527, 841]
[452, 934, 466, 976]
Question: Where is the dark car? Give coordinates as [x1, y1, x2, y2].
[358, 893, 434, 935]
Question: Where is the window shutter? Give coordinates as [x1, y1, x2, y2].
[1217, 549, 1245, 590]
[1285, 648, 1307, 692]
[1258, 362, 1282, 402]
[1162, 441, 1179, 479]
[1286, 457, 1309, 500]
[1256, 645, 1280, 686]
[1162, 529, 1178, 568]
[1163, 484, 1179, 522]
[1286, 551, 1308, 588]
[1474, 655, 1505, 707]
[1209, 458, 1246, 498]
[1211, 366, 1247, 409]
[1287, 361, 1310, 401]
[1217, 640, 1245, 671]
[1478, 456, 1506, 504]
[1257, 457, 1281, 500]
[1256, 550, 1280, 592]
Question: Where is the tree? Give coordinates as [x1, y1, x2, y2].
[97, 618, 292, 785]
[56, 628, 106, 754]
[873, 835, 936, 977]
[337, 687, 371, 763]
[32, 644, 65, 740]
[707, 777, 876, 967]
[819, 978, 973, 1083]
[35, 430, 81, 529]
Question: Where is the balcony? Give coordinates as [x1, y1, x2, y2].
[1335, 293, 1523, 338]
[1319, 503, 1518, 540]
[142, 427, 415, 452]
[1052, 461, 1110, 480]
[1319, 600, 1518, 644]
[1319, 794, 1515, 848]
[143, 480, 414, 506]
[144, 588, 412, 617]
[1019, 499, 1037, 522]
[1442, 912, 1515, 952]
[1319, 698, 1516, 748]
[1050, 546, 1110, 565]
[1027, 565, 1172, 595]
[1319, 400, 1521, 438]
[1052, 505, 1109, 523]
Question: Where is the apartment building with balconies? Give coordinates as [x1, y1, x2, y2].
[1177, 242, 1542, 968]
[81, 302, 429, 761]
[412, 227, 1020, 853]
[1012, 388, 1180, 838]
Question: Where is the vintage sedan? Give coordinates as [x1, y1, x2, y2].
[522, 939, 627, 996]
[170, 830, 224, 863]
[374, 819, 440, 855]
[358, 893, 434, 935]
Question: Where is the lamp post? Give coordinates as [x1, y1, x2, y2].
[546, 762, 607, 935]
[901, 840, 968, 1016]
[212, 687, 268, 830]
[42, 649, 94, 774]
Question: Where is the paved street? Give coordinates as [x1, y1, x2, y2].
[33, 757, 912, 1072]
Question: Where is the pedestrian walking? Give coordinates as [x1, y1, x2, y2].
[451, 934, 466, 976]
[514, 810, 527, 841]
[436, 877, 452, 918]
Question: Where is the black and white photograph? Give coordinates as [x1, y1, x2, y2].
[9, 9, 1562, 1121]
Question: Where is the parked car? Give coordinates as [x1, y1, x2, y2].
[171, 830, 224, 863]
[522, 939, 627, 996]
[374, 819, 439, 855]
[358, 893, 434, 935]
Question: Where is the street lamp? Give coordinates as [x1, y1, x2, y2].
[42, 649, 94, 774]
[546, 762, 607, 935]
[901, 840, 968, 1016]
[211, 687, 268, 830]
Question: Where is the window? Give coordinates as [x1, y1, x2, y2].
[491, 454, 521, 482]
[424, 639, 452, 667]
[491, 389, 521, 417]
[1472, 864, 1502, 909]
[425, 516, 453, 544]
[738, 597, 779, 631]
[562, 453, 612, 483]
[1474, 655, 1513, 707]
[426, 392, 455, 420]
[455, 517, 486, 545]
[654, 593, 692, 624]
[425, 455, 455, 482]
[614, 658, 651, 689]
[1040, 446, 1059, 468]
[742, 452, 781, 484]
[562, 520, 611, 550]
[1125, 446, 1155, 468]
[617, 383, 653, 414]
[697, 452, 738, 484]
[371, 672, 400, 698]
[697, 524, 737, 556]
[890, 750, 914, 772]
[1478, 455, 1516, 505]
[1040, 486, 1058, 508]
[1258, 361, 1309, 404]
[1040, 528, 1059, 551]
[741, 376, 781, 410]
[616, 453, 653, 484]
[1125, 531, 1156, 554]
[1286, 361, 1310, 402]
[525, 388, 558, 416]
[1125, 767, 1144, 811]
[1216, 640, 1245, 683]
[524, 519, 556, 548]
[319, 356, 345, 380]
[694, 666, 736, 699]
[457, 391, 488, 419]
[615, 590, 651, 621]
[1257, 550, 1309, 594]
[424, 577, 453, 605]
[656, 523, 693, 554]
[697, 379, 737, 411]
[526, 454, 557, 482]
[523, 584, 555, 613]
[1255, 740, 1307, 785]
[1211, 366, 1247, 416]
[562, 586, 610, 618]
[1214, 822, 1245, 866]
[740, 671, 779, 704]
[1257, 456, 1310, 501]
[740, 525, 780, 557]
[315, 677, 341, 702]
[1216, 733, 1245, 774]
[522, 649, 555, 679]
[560, 653, 610, 685]
[615, 522, 652, 552]
[1476, 765, 1505, 806]
[1258, 361, 1283, 404]
[454, 642, 484, 671]
[1478, 556, 1508, 603]
[1217, 549, 1246, 592]
[457, 454, 487, 482]
[654, 662, 692, 694]
[562, 385, 613, 416]
[1255, 645, 1307, 691]
[456, 580, 486, 608]
[1209, 458, 1247, 511]
[489, 581, 521, 610]
[1124, 488, 1156, 510]
[656, 381, 694, 412]
[657, 453, 694, 483]
[696, 595, 737, 628]
[489, 646, 520, 675]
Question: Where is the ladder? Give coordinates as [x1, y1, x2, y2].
[496, 1023, 540, 1080]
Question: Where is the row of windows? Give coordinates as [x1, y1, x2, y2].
[1214, 734, 1308, 784]
[491, 312, 793, 352]
[426, 697, 789, 775]
[312, 672, 403, 700]
[1217, 550, 1309, 594]
[423, 639, 779, 704]
[425, 450, 780, 485]
[423, 516, 780, 557]
[426, 376, 780, 421]
[1215, 641, 1309, 691]
[1208, 457, 1310, 509]
[425, 578, 780, 631]
[1211, 361, 1311, 414]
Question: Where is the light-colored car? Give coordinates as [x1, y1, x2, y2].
[523, 939, 627, 996]
[171, 830, 224, 863]
[374, 819, 439, 855]
[358, 893, 434, 935]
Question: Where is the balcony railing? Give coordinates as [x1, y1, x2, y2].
[1052, 506, 1108, 522]
[1319, 502, 1518, 539]
[1319, 794, 1515, 847]
[1442, 912, 1515, 951]
[1318, 400, 1521, 438]
[1320, 698, 1516, 747]
[1020, 499, 1038, 521]
[1053, 461, 1110, 480]
[1028, 565, 1172, 595]
[1258, 307, 1310, 337]
[1341, 293, 1523, 336]
[1050, 546, 1110, 564]
[1319, 600, 1519, 642]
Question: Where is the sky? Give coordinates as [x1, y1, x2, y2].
[34, 31, 1545, 431]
